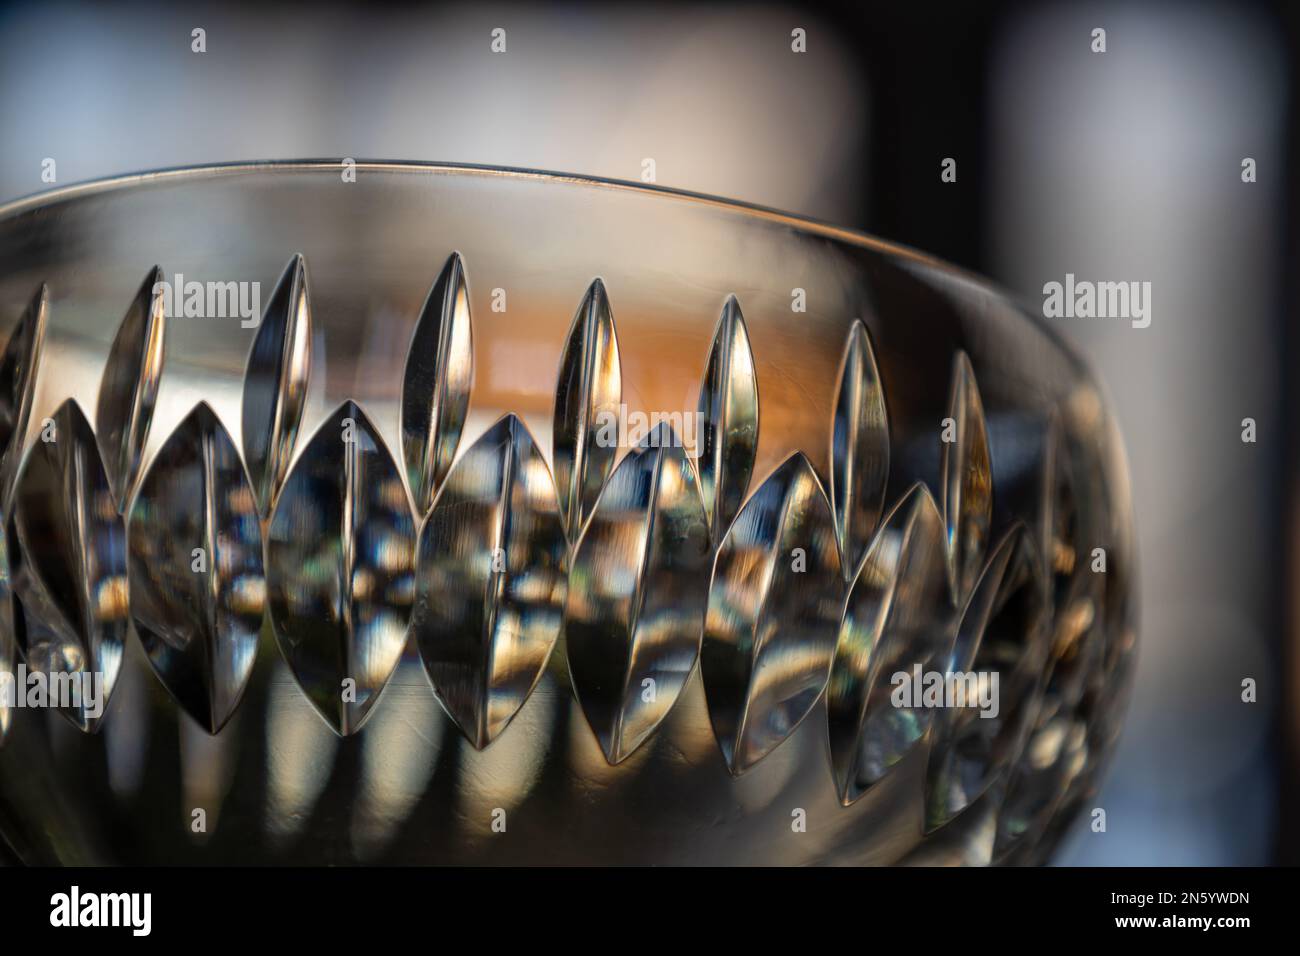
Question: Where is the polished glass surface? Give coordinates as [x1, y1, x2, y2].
[0, 163, 1136, 864]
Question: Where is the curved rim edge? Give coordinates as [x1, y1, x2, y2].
[0, 158, 950, 263]
[0, 158, 1101, 382]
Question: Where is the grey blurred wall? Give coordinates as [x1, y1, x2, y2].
[989, 2, 1283, 864]
[0, 2, 866, 218]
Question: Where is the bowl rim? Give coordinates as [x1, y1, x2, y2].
[0, 158, 955, 265]
[0, 158, 1103, 381]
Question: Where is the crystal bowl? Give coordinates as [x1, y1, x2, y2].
[0, 162, 1136, 864]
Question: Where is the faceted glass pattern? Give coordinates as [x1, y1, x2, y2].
[0, 164, 1136, 864]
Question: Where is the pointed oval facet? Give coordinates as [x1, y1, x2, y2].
[0, 523, 14, 746]
[401, 251, 473, 516]
[701, 453, 841, 774]
[242, 254, 312, 517]
[128, 403, 265, 733]
[413, 414, 567, 749]
[266, 401, 415, 736]
[925, 526, 1050, 832]
[829, 319, 889, 578]
[566, 423, 711, 764]
[696, 295, 758, 537]
[826, 484, 951, 804]
[98, 266, 167, 512]
[996, 426, 1097, 856]
[0, 285, 49, 502]
[994, 662, 1096, 861]
[9, 398, 128, 733]
[552, 278, 621, 541]
[941, 351, 992, 602]
[1039, 414, 1082, 615]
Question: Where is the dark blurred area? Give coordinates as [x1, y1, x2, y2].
[0, 0, 1292, 864]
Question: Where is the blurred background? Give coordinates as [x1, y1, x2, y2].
[0, 0, 1291, 864]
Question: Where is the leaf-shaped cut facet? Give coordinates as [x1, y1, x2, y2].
[826, 484, 950, 804]
[128, 403, 264, 733]
[696, 295, 758, 537]
[98, 266, 166, 512]
[0, 289, 43, 735]
[701, 453, 841, 774]
[994, 637, 1097, 860]
[941, 351, 992, 603]
[0, 285, 48, 503]
[899, 789, 1001, 867]
[242, 254, 312, 516]
[566, 424, 711, 763]
[996, 422, 1097, 857]
[413, 415, 567, 749]
[552, 278, 621, 541]
[924, 526, 1049, 832]
[0, 523, 14, 746]
[401, 252, 473, 516]
[9, 399, 128, 733]
[829, 319, 889, 579]
[266, 401, 415, 736]
[1039, 414, 1081, 615]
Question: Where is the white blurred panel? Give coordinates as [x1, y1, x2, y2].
[990, 2, 1283, 864]
[0, 2, 866, 221]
